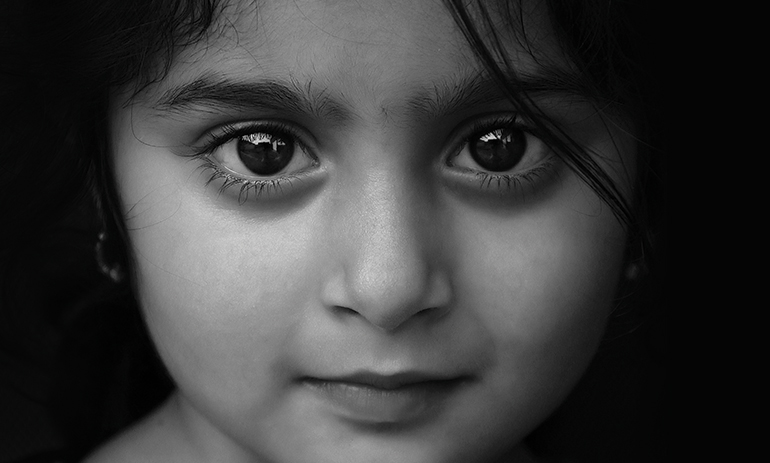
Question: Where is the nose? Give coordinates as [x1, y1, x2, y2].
[322, 171, 452, 332]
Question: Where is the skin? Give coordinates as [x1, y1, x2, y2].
[90, 0, 634, 461]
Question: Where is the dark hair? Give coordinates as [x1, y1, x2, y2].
[0, 0, 665, 460]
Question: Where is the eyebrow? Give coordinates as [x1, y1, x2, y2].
[151, 67, 587, 122]
[153, 76, 350, 122]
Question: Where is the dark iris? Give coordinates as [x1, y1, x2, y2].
[237, 132, 294, 176]
[469, 127, 526, 172]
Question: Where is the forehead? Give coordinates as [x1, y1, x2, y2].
[134, 0, 563, 112]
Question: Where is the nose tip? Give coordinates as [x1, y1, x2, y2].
[321, 198, 453, 331]
[322, 163, 452, 332]
[323, 263, 453, 332]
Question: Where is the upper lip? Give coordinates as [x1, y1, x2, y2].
[303, 371, 468, 390]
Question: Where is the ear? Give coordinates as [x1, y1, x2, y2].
[91, 182, 126, 283]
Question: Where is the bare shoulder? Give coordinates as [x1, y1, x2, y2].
[82, 434, 145, 463]
[81, 397, 189, 463]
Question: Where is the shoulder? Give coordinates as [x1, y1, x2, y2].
[81, 424, 160, 463]
[81, 397, 190, 463]
[81, 441, 137, 463]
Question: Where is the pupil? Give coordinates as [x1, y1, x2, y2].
[469, 127, 526, 172]
[237, 132, 294, 176]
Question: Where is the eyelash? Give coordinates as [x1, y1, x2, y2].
[453, 115, 556, 193]
[192, 121, 307, 157]
[190, 115, 555, 202]
[190, 121, 314, 203]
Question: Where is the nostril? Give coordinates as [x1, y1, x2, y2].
[332, 305, 358, 317]
[416, 307, 436, 317]
[415, 305, 450, 320]
[320, 247, 453, 331]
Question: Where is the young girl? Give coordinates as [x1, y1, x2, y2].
[0, 0, 664, 461]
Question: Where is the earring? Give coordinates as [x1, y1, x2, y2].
[96, 231, 125, 283]
[624, 262, 641, 281]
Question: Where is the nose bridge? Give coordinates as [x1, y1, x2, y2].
[330, 166, 447, 330]
[357, 174, 422, 286]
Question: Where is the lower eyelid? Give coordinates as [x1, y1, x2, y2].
[213, 153, 318, 182]
[441, 155, 560, 194]
[197, 152, 323, 203]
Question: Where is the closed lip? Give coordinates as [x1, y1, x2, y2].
[301, 371, 470, 389]
[300, 371, 471, 424]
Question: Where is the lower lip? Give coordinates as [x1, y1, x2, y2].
[302, 378, 465, 425]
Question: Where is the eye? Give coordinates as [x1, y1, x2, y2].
[468, 127, 526, 172]
[449, 117, 548, 176]
[237, 132, 293, 175]
[190, 121, 322, 203]
[210, 127, 316, 180]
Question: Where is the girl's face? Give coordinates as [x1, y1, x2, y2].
[111, 0, 633, 461]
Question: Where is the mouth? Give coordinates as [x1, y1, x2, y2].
[300, 371, 471, 425]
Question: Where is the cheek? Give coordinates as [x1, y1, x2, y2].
[120, 174, 325, 413]
[450, 175, 626, 406]
[129, 213, 326, 420]
[113, 117, 312, 382]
